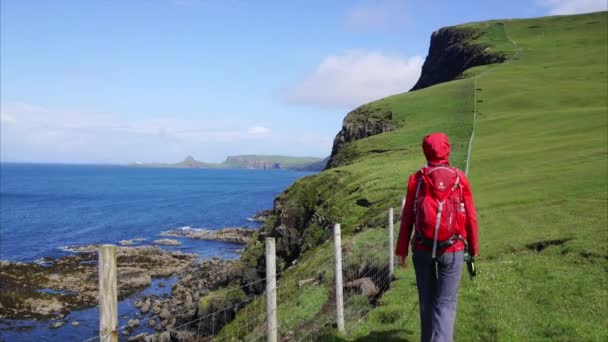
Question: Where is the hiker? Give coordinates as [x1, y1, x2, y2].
[395, 132, 479, 342]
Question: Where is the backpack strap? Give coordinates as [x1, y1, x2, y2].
[411, 169, 424, 246]
[413, 168, 424, 214]
[431, 200, 445, 259]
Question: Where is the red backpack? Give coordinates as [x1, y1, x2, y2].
[414, 165, 465, 258]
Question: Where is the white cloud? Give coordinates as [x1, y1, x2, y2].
[540, 0, 607, 15]
[345, 0, 407, 30]
[0, 103, 328, 163]
[0, 112, 16, 124]
[287, 51, 423, 108]
[247, 125, 271, 135]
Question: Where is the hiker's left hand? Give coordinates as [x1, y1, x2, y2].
[397, 255, 407, 269]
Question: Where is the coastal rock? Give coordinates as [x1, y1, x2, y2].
[249, 209, 272, 222]
[159, 308, 171, 320]
[49, 321, 66, 329]
[120, 238, 147, 246]
[119, 268, 152, 291]
[128, 318, 140, 328]
[71, 321, 80, 327]
[346, 277, 379, 298]
[128, 333, 148, 342]
[153, 239, 181, 246]
[24, 297, 65, 317]
[160, 227, 255, 244]
[140, 299, 151, 314]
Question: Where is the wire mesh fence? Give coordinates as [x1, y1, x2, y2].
[82, 207, 401, 342]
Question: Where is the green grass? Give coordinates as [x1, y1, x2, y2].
[218, 11, 608, 341]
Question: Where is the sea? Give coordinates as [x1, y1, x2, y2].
[0, 163, 314, 341]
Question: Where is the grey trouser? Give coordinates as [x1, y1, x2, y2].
[412, 248, 464, 342]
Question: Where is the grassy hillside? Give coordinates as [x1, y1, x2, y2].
[216, 12, 608, 341]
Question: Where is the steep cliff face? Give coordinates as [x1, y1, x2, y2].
[237, 172, 342, 294]
[410, 26, 506, 91]
[325, 106, 396, 169]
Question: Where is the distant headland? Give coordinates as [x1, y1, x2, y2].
[129, 155, 328, 171]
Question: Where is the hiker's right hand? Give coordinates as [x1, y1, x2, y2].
[397, 256, 408, 269]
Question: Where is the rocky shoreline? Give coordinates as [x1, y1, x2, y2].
[0, 246, 200, 320]
[126, 256, 236, 338]
[160, 227, 256, 244]
[0, 224, 259, 340]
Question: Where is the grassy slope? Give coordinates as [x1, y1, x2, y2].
[218, 12, 607, 341]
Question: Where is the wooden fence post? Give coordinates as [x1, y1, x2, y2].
[99, 244, 118, 342]
[265, 238, 277, 342]
[389, 208, 394, 277]
[333, 223, 345, 334]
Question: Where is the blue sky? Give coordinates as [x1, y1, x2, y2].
[1, 0, 606, 164]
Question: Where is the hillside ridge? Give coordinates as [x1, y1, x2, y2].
[325, 25, 507, 170]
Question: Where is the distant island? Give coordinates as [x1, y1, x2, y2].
[129, 155, 328, 171]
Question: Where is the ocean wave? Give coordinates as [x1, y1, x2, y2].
[34, 258, 53, 266]
[58, 245, 77, 253]
[58, 245, 99, 253]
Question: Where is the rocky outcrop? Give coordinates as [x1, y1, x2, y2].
[325, 106, 396, 169]
[160, 227, 255, 244]
[153, 239, 181, 246]
[411, 26, 506, 91]
[120, 238, 146, 246]
[248, 209, 272, 223]
[345, 277, 379, 298]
